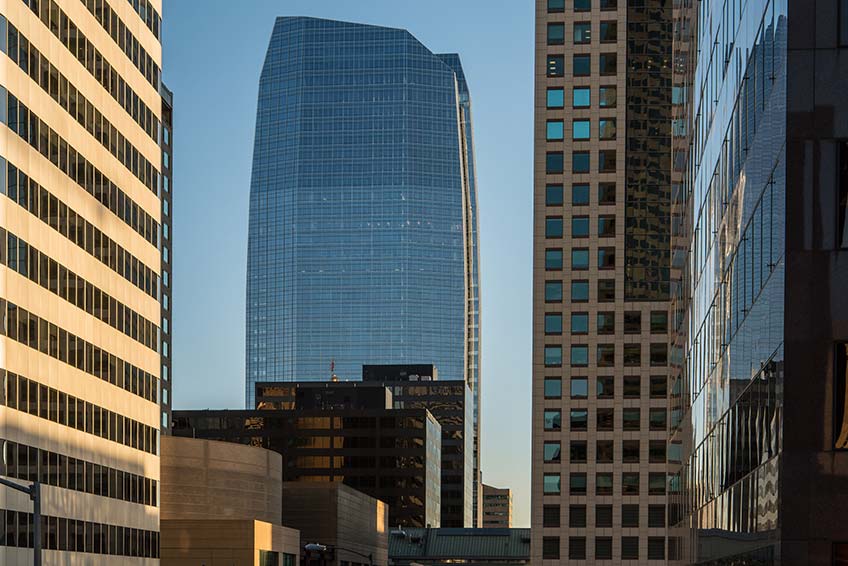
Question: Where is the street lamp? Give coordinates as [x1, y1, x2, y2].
[304, 542, 373, 566]
[0, 477, 41, 566]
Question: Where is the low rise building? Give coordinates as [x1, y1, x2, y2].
[388, 528, 530, 566]
[481, 485, 513, 528]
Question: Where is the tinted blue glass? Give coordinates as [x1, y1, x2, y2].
[545, 249, 563, 270]
[545, 314, 563, 334]
[544, 377, 562, 397]
[573, 55, 591, 76]
[547, 152, 564, 173]
[544, 442, 561, 462]
[571, 313, 588, 334]
[572, 120, 590, 140]
[573, 152, 590, 173]
[546, 184, 564, 206]
[547, 23, 565, 45]
[543, 474, 561, 494]
[572, 184, 590, 205]
[546, 217, 564, 238]
[574, 0, 591, 10]
[547, 121, 564, 140]
[545, 346, 563, 367]
[572, 217, 589, 238]
[571, 280, 589, 302]
[547, 88, 565, 108]
[573, 87, 590, 108]
[545, 281, 563, 302]
[571, 345, 589, 367]
[572, 249, 589, 270]
[547, 55, 565, 77]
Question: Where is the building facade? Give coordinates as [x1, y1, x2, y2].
[244, 17, 482, 523]
[0, 0, 164, 562]
[669, 0, 848, 563]
[482, 484, 512, 528]
[388, 527, 530, 566]
[532, 0, 672, 563]
[159, 83, 172, 434]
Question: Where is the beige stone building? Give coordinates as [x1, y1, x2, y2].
[160, 436, 301, 566]
[0, 0, 165, 562]
[532, 0, 672, 563]
[482, 484, 513, 528]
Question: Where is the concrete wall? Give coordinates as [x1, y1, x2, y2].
[160, 519, 300, 566]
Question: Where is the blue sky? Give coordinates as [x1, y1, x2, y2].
[163, 0, 534, 527]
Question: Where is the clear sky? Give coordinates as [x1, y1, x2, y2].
[163, 0, 534, 527]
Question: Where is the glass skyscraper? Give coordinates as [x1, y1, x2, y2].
[245, 17, 482, 525]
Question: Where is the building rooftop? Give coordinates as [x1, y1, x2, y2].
[389, 527, 530, 565]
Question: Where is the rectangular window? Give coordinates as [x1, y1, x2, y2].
[569, 505, 587, 528]
[649, 440, 667, 463]
[543, 505, 561, 528]
[573, 54, 591, 77]
[597, 408, 614, 431]
[623, 408, 640, 431]
[544, 377, 562, 398]
[573, 151, 590, 173]
[544, 441, 562, 462]
[546, 120, 564, 141]
[649, 473, 666, 495]
[598, 279, 615, 302]
[546, 216, 564, 238]
[596, 473, 613, 495]
[599, 53, 617, 75]
[544, 410, 562, 431]
[548, 0, 565, 12]
[599, 86, 617, 107]
[599, 118, 616, 140]
[836, 343, 848, 449]
[599, 182, 616, 204]
[596, 440, 613, 462]
[600, 0, 617, 9]
[650, 343, 668, 366]
[573, 87, 590, 108]
[546, 184, 563, 206]
[572, 119, 590, 140]
[596, 505, 613, 528]
[597, 376, 614, 399]
[545, 313, 562, 334]
[570, 409, 588, 430]
[648, 505, 666, 528]
[598, 247, 615, 269]
[651, 310, 669, 333]
[650, 408, 667, 431]
[574, 0, 591, 10]
[548, 23, 565, 45]
[547, 55, 565, 77]
[569, 537, 587, 560]
[569, 473, 587, 495]
[545, 281, 563, 302]
[574, 22, 591, 44]
[599, 21, 617, 42]
[546, 152, 564, 174]
[596, 537, 613, 560]
[622, 536, 640, 560]
[622, 440, 640, 463]
[571, 377, 588, 398]
[572, 248, 589, 270]
[648, 537, 666, 560]
[650, 375, 668, 398]
[544, 346, 563, 367]
[597, 344, 615, 367]
[543, 537, 560, 560]
[597, 312, 615, 334]
[572, 216, 590, 238]
[624, 375, 641, 398]
[572, 280, 589, 302]
[570, 441, 587, 462]
[624, 311, 642, 334]
[624, 344, 641, 366]
[571, 313, 589, 335]
[598, 149, 616, 172]
[545, 248, 563, 270]
[622, 473, 640, 495]
[547, 88, 564, 108]
[598, 215, 615, 237]
[572, 183, 590, 205]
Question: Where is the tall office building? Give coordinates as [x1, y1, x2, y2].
[245, 16, 483, 523]
[532, 0, 672, 563]
[669, 1, 848, 563]
[0, 0, 164, 561]
[159, 83, 172, 434]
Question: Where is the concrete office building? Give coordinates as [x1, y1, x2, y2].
[159, 436, 300, 566]
[244, 17, 483, 525]
[0, 0, 164, 562]
[668, 0, 848, 563]
[532, 0, 672, 563]
[482, 484, 513, 528]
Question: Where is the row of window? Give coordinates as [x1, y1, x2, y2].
[544, 343, 669, 368]
[547, 0, 618, 13]
[544, 375, 668, 400]
[3, 371, 159, 455]
[546, 150, 617, 174]
[545, 182, 616, 206]
[544, 439, 667, 464]
[3, 21, 160, 193]
[544, 311, 668, 335]
[546, 216, 616, 239]
[77, 0, 161, 88]
[0, 509, 159, 557]
[547, 53, 617, 78]
[543, 503, 666, 529]
[544, 247, 622, 270]
[1, 92, 161, 248]
[1, 300, 159, 404]
[547, 21, 617, 45]
[543, 472, 669, 496]
[547, 86, 617, 109]
[0, 439, 157, 506]
[547, 118, 617, 141]
[542, 535, 665, 561]
[20, 0, 160, 140]
[1, 230, 159, 351]
[543, 407, 668, 432]
[544, 279, 616, 303]
[1, 158, 160, 299]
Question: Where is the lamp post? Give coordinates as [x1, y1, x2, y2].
[304, 542, 373, 566]
[0, 477, 41, 566]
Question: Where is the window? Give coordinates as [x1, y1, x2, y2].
[260, 551, 280, 566]
[649, 473, 666, 495]
[545, 346, 563, 367]
[548, 0, 565, 12]
[572, 119, 591, 140]
[599, 118, 616, 140]
[599, 53, 617, 75]
[598, 247, 615, 269]
[597, 376, 614, 399]
[545, 281, 563, 302]
[572, 280, 589, 302]
[569, 505, 587, 528]
[596, 537, 613, 560]
[598, 279, 615, 302]
[546, 184, 564, 206]
[547, 88, 565, 108]
[622, 473, 640, 495]
[573, 151, 590, 173]
[836, 343, 848, 449]
[572, 183, 590, 205]
[622, 440, 640, 463]
[651, 310, 668, 333]
[546, 152, 564, 173]
[597, 312, 615, 334]
[543, 537, 560, 560]
[650, 408, 667, 431]
[547, 55, 565, 77]
[623, 408, 640, 430]
[570, 409, 588, 431]
[544, 377, 562, 398]
[548, 23, 565, 45]
[571, 345, 589, 367]
[546, 217, 564, 238]
[545, 249, 563, 270]
[544, 410, 562, 430]
[598, 149, 616, 172]
[573, 54, 591, 76]
[572, 216, 590, 238]
[597, 344, 615, 367]
[571, 377, 588, 398]
[570, 473, 587, 495]
[596, 440, 613, 462]
[599, 86, 617, 108]
[569, 537, 587, 560]
[624, 375, 641, 398]
[650, 376, 667, 398]
[648, 505, 666, 528]
[597, 408, 614, 431]
[574, 22, 591, 44]
[543, 505, 561, 528]
[648, 537, 666, 560]
[649, 440, 667, 463]
[545, 313, 563, 334]
[622, 504, 640, 527]
[650, 343, 668, 366]
[624, 311, 642, 333]
[841, 1, 848, 45]
[598, 215, 615, 237]
[574, 0, 591, 10]
[544, 442, 562, 462]
[622, 537, 640, 560]
[599, 182, 616, 204]
[596, 473, 613, 496]
[599, 21, 617, 42]
[570, 441, 587, 462]
[573, 87, 590, 108]
[624, 344, 641, 366]
[600, 0, 617, 9]
[546, 120, 564, 141]
[572, 248, 589, 270]
[596, 505, 613, 528]
[544, 474, 560, 495]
